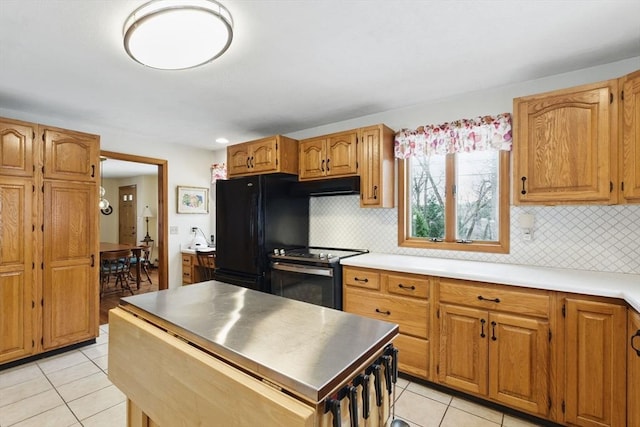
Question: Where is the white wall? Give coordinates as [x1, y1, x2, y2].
[287, 57, 640, 275]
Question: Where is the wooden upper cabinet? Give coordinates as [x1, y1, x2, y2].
[564, 298, 627, 427]
[0, 177, 34, 363]
[299, 130, 358, 180]
[326, 131, 358, 177]
[621, 70, 640, 203]
[298, 137, 326, 180]
[513, 79, 617, 204]
[0, 118, 35, 177]
[42, 180, 98, 350]
[43, 126, 100, 182]
[359, 124, 394, 208]
[628, 308, 640, 427]
[227, 135, 298, 177]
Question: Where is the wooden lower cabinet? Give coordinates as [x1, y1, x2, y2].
[437, 304, 549, 416]
[629, 308, 640, 427]
[181, 252, 216, 285]
[564, 298, 627, 427]
[488, 312, 549, 415]
[438, 304, 488, 395]
[343, 267, 430, 379]
[342, 266, 636, 425]
[436, 278, 552, 418]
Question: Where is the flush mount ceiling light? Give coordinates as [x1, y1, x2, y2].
[123, 0, 233, 70]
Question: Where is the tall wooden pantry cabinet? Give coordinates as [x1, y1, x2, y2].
[0, 117, 100, 364]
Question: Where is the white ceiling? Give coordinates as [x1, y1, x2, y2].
[1, 0, 639, 153]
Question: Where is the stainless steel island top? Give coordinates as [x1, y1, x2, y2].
[119, 281, 398, 403]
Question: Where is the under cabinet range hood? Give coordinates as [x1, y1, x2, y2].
[292, 176, 360, 197]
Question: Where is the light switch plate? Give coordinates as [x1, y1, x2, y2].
[170, 226, 179, 235]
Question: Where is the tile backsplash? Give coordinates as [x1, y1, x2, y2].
[309, 195, 640, 274]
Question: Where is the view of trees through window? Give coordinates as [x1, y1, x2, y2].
[409, 150, 499, 242]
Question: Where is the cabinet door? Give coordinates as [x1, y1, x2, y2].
[250, 138, 278, 174]
[394, 333, 429, 379]
[360, 126, 382, 207]
[0, 177, 34, 363]
[0, 118, 35, 177]
[514, 81, 616, 204]
[43, 127, 99, 182]
[622, 70, 640, 203]
[42, 181, 98, 349]
[298, 137, 326, 180]
[565, 298, 626, 427]
[488, 313, 549, 416]
[227, 144, 251, 177]
[359, 125, 394, 208]
[628, 309, 640, 427]
[326, 131, 358, 177]
[438, 304, 488, 395]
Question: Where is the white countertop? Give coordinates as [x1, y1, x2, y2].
[341, 253, 640, 313]
[181, 246, 215, 255]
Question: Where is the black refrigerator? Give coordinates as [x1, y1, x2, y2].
[215, 175, 309, 292]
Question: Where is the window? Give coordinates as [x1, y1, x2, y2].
[395, 114, 511, 253]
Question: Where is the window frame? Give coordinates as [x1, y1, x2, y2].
[397, 150, 510, 253]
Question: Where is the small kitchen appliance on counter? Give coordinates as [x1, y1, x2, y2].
[269, 246, 368, 310]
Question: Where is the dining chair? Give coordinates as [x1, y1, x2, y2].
[196, 250, 216, 282]
[130, 245, 152, 285]
[100, 249, 135, 298]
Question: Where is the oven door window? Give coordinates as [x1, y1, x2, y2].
[271, 263, 336, 309]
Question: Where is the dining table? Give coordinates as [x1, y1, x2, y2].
[99, 242, 143, 290]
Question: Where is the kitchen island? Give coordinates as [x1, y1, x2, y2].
[108, 281, 399, 427]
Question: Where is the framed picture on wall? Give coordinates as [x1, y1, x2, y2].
[177, 186, 209, 214]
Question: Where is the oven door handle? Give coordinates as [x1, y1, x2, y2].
[271, 262, 334, 277]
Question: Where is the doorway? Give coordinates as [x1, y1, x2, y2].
[100, 151, 168, 291]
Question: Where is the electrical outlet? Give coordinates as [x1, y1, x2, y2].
[170, 226, 179, 235]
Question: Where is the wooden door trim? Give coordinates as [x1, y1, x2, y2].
[100, 151, 168, 291]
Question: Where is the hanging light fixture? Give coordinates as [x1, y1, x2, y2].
[123, 0, 234, 70]
[99, 157, 112, 214]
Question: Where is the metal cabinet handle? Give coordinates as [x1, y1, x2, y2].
[491, 321, 497, 341]
[478, 295, 500, 303]
[326, 158, 330, 171]
[373, 185, 378, 199]
[632, 329, 640, 357]
[398, 283, 415, 290]
[91, 165, 95, 178]
[321, 159, 325, 172]
[246, 157, 250, 168]
[90, 254, 95, 267]
[375, 308, 391, 316]
[250, 156, 254, 168]
[480, 318, 486, 338]
[521, 176, 527, 195]
[354, 277, 368, 283]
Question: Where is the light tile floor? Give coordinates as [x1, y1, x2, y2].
[0, 324, 543, 427]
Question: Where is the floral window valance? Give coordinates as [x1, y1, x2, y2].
[394, 112, 512, 159]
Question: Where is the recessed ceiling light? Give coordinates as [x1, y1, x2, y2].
[215, 137, 229, 144]
[123, 0, 233, 70]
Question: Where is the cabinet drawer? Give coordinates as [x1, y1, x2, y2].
[439, 279, 550, 318]
[343, 267, 380, 290]
[345, 288, 428, 338]
[393, 334, 429, 379]
[182, 255, 193, 266]
[386, 273, 429, 299]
